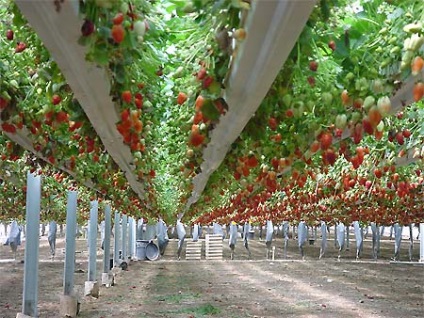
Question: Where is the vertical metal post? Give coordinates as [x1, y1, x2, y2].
[22, 172, 41, 317]
[113, 211, 121, 266]
[121, 214, 128, 262]
[128, 217, 135, 259]
[88, 201, 98, 282]
[63, 191, 78, 295]
[420, 223, 424, 263]
[102, 204, 111, 273]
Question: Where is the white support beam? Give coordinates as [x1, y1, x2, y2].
[186, 0, 317, 207]
[15, 0, 145, 199]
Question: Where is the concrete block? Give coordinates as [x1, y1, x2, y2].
[84, 281, 99, 298]
[59, 294, 78, 317]
[16, 314, 34, 318]
[101, 272, 114, 287]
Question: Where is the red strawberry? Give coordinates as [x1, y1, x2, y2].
[307, 76, 315, 87]
[309, 61, 318, 72]
[121, 90, 132, 103]
[113, 13, 124, 25]
[0, 97, 9, 110]
[52, 94, 62, 105]
[121, 109, 130, 121]
[402, 129, 411, 138]
[395, 132, 404, 145]
[15, 42, 27, 53]
[197, 68, 207, 80]
[6, 29, 14, 41]
[268, 117, 278, 130]
[246, 155, 258, 168]
[177, 92, 188, 105]
[320, 132, 332, 150]
[56, 111, 68, 123]
[190, 132, 205, 147]
[111, 24, 125, 43]
[135, 98, 143, 109]
[328, 40, 336, 51]
[202, 76, 214, 89]
[81, 20, 95, 36]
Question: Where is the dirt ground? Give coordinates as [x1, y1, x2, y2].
[0, 232, 423, 318]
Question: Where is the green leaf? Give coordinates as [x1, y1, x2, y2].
[201, 99, 220, 122]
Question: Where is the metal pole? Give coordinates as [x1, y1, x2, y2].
[121, 214, 128, 262]
[102, 204, 111, 273]
[63, 191, 78, 295]
[114, 211, 121, 266]
[22, 172, 41, 317]
[88, 201, 98, 282]
[128, 217, 135, 259]
[420, 223, 424, 263]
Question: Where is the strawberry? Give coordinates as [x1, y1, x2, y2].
[15, 42, 26, 53]
[81, 19, 95, 36]
[246, 155, 258, 168]
[197, 68, 207, 80]
[307, 76, 315, 87]
[52, 94, 62, 105]
[395, 132, 404, 145]
[195, 95, 205, 111]
[202, 76, 214, 89]
[320, 132, 332, 150]
[48, 155, 55, 164]
[177, 92, 188, 105]
[56, 111, 68, 123]
[0, 97, 9, 110]
[402, 129, 411, 138]
[135, 98, 143, 109]
[113, 13, 125, 25]
[341, 90, 350, 106]
[362, 116, 374, 135]
[111, 24, 125, 43]
[413, 82, 424, 102]
[328, 40, 336, 51]
[121, 109, 130, 121]
[374, 169, 383, 179]
[368, 106, 382, 127]
[121, 90, 132, 103]
[1, 123, 16, 133]
[285, 109, 294, 118]
[233, 28, 246, 40]
[411, 56, 424, 76]
[268, 117, 278, 130]
[6, 29, 14, 41]
[309, 61, 318, 72]
[310, 140, 320, 153]
[190, 132, 205, 147]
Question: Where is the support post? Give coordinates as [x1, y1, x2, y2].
[101, 204, 113, 287]
[113, 212, 121, 267]
[121, 214, 128, 263]
[420, 223, 424, 263]
[128, 217, 135, 259]
[85, 201, 99, 297]
[21, 173, 41, 317]
[60, 191, 78, 317]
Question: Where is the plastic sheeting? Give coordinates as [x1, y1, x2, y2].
[156, 219, 169, 256]
[229, 223, 238, 248]
[371, 222, 380, 259]
[265, 220, 273, 243]
[4, 221, 21, 257]
[336, 223, 345, 251]
[319, 221, 327, 259]
[192, 224, 200, 242]
[393, 223, 402, 260]
[176, 220, 186, 259]
[298, 221, 307, 257]
[213, 222, 224, 239]
[353, 221, 363, 259]
[282, 221, 289, 258]
[136, 218, 143, 240]
[48, 221, 57, 257]
[243, 222, 251, 257]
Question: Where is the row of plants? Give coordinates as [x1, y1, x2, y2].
[186, 0, 424, 223]
[0, 0, 423, 225]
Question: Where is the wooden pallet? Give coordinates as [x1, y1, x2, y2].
[185, 241, 202, 260]
[205, 234, 223, 260]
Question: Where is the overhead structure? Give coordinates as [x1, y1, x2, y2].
[186, 0, 317, 208]
[15, 0, 146, 199]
